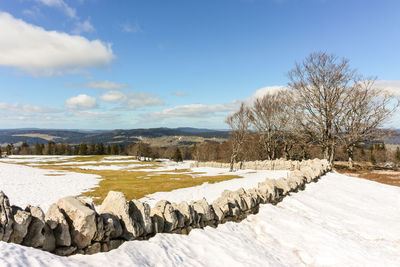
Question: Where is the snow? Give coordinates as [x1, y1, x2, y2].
[0, 162, 100, 212]
[1, 158, 400, 266]
[141, 169, 288, 207]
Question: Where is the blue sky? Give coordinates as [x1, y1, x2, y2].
[0, 0, 399, 129]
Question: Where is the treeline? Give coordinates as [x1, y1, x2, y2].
[2, 138, 400, 167]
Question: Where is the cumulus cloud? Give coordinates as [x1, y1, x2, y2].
[0, 12, 114, 75]
[72, 17, 95, 35]
[244, 86, 286, 104]
[35, 0, 77, 18]
[373, 80, 400, 97]
[99, 91, 164, 110]
[65, 94, 97, 110]
[99, 90, 125, 102]
[71, 80, 130, 90]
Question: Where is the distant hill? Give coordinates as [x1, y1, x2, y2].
[0, 128, 230, 147]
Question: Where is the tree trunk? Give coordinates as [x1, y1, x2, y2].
[347, 145, 354, 168]
[230, 153, 236, 172]
[328, 144, 335, 164]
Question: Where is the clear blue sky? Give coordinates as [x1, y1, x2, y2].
[0, 0, 399, 129]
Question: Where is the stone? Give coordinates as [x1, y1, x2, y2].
[176, 201, 194, 226]
[0, 191, 14, 242]
[274, 178, 291, 196]
[9, 207, 31, 244]
[57, 196, 96, 249]
[237, 188, 257, 210]
[150, 205, 164, 233]
[130, 200, 153, 235]
[84, 242, 101, 255]
[78, 197, 96, 211]
[222, 190, 247, 212]
[42, 224, 56, 252]
[55, 246, 77, 256]
[99, 191, 140, 240]
[92, 215, 105, 242]
[246, 188, 261, 206]
[108, 239, 124, 250]
[171, 203, 185, 229]
[22, 205, 45, 248]
[101, 213, 123, 240]
[153, 200, 178, 232]
[191, 198, 215, 224]
[45, 203, 71, 246]
[301, 166, 314, 183]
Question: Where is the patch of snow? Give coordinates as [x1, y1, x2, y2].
[140, 169, 288, 207]
[0, 172, 399, 266]
[0, 162, 100, 212]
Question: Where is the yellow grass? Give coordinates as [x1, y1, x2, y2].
[13, 156, 241, 205]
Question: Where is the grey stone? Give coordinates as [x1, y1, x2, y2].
[0, 191, 14, 242]
[22, 205, 45, 248]
[42, 224, 56, 252]
[101, 213, 123, 240]
[45, 203, 71, 246]
[176, 201, 194, 226]
[84, 242, 101, 255]
[55, 246, 77, 256]
[10, 207, 31, 244]
[130, 200, 152, 235]
[99, 191, 140, 240]
[191, 198, 215, 224]
[109, 239, 124, 250]
[57, 196, 96, 249]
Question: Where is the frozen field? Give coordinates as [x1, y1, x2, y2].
[0, 157, 399, 266]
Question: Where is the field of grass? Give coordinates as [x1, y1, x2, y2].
[11, 156, 241, 205]
[334, 161, 400, 187]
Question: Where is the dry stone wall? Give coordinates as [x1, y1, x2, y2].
[0, 159, 331, 256]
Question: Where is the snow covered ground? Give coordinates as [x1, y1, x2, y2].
[0, 158, 399, 266]
[0, 162, 100, 212]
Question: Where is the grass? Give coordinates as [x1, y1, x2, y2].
[334, 161, 400, 187]
[11, 156, 241, 205]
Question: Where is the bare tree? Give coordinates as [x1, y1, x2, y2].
[226, 103, 251, 171]
[288, 52, 356, 163]
[249, 92, 283, 160]
[337, 79, 399, 168]
[277, 90, 300, 159]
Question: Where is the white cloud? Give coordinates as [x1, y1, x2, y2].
[373, 80, 400, 97]
[72, 80, 130, 90]
[145, 85, 284, 121]
[73, 111, 115, 119]
[0, 102, 61, 113]
[72, 17, 95, 35]
[35, 0, 77, 18]
[148, 103, 237, 120]
[245, 86, 285, 104]
[0, 12, 114, 75]
[99, 90, 125, 102]
[121, 23, 142, 33]
[99, 91, 164, 109]
[173, 91, 188, 97]
[65, 94, 97, 110]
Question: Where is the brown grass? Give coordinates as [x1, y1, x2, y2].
[35, 165, 240, 204]
[334, 162, 400, 187]
[12, 157, 241, 205]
